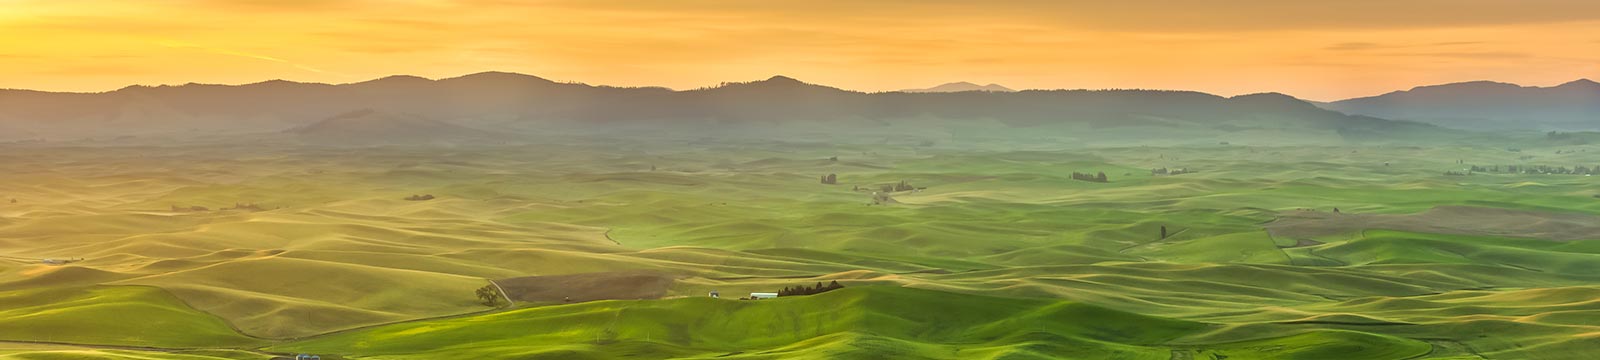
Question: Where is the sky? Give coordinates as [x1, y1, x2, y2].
[1, 0, 1598, 100]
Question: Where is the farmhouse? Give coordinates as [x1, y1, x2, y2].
[749, 292, 778, 299]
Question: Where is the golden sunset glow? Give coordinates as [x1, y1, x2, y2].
[2, 0, 1599, 99]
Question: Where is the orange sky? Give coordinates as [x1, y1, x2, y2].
[2, 0, 1598, 100]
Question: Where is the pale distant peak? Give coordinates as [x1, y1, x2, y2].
[901, 82, 1015, 93]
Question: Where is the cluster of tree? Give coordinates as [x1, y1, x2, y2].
[1547, 131, 1597, 145]
[1071, 171, 1109, 183]
[1443, 170, 1469, 176]
[475, 284, 505, 307]
[405, 194, 436, 201]
[1465, 165, 1598, 175]
[777, 280, 845, 297]
[877, 180, 917, 192]
[820, 174, 837, 184]
[1150, 167, 1196, 176]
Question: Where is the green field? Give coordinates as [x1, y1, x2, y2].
[0, 135, 1597, 359]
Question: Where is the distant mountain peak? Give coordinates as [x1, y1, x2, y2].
[446, 71, 555, 84]
[1556, 78, 1599, 89]
[1406, 80, 1523, 92]
[365, 75, 431, 83]
[902, 82, 1015, 93]
[1230, 92, 1297, 100]
[708, 75, 841, 92]
[1228, 92, 1319, 110]
[761, 75, 805, 84]
[1324, 78, 1600, 131]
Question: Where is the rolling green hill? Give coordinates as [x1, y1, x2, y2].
[0, 285, 260, 348]
[270, 286, 1430, 360]
[0, 139, 1597, 359]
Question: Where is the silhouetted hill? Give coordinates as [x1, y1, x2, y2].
[902, 82, 1015, 93]
[1323, 79, 1600, 131]
[287, 109, 502, 145]
[0, 73, 1446, 144]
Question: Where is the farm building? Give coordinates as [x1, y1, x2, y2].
[749, 292, 778, 299]
[40, 258, 82, 266]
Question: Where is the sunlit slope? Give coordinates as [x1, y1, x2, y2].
[271, 286, 1429, 360]
[0, 285, 260, 348]
[0, 348, 271, 360]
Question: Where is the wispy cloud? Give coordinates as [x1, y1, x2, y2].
[158, 40, 333, 75]
[38, 64, 154, 76]
[1325, 42, 1383, 51]
[1324, 41, 1495, 52]
[1380, 51, 1531, 59]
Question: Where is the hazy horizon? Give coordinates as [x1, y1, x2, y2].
[2, 70, 1595, 102]
[3, 1, 1599, 100]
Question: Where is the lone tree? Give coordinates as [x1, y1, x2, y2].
[1160, 226, 1168, 239]
[475, 284, 505, 308]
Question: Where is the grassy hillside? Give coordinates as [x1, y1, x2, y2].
[0, 346, 272, 360]
[270, 286, 1429, 360]
[0, 286, 260, 348]
[0, 138, 1596, 358]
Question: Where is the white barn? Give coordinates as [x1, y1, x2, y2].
[749, 292, 778, 299]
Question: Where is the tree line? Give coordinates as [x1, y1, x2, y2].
[1150, 167, 1195, 176]
[778, 280, 845, 297]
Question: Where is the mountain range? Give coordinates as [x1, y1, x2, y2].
[1320, 79, 1599, 131]
[0, 72, 1463, 144]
